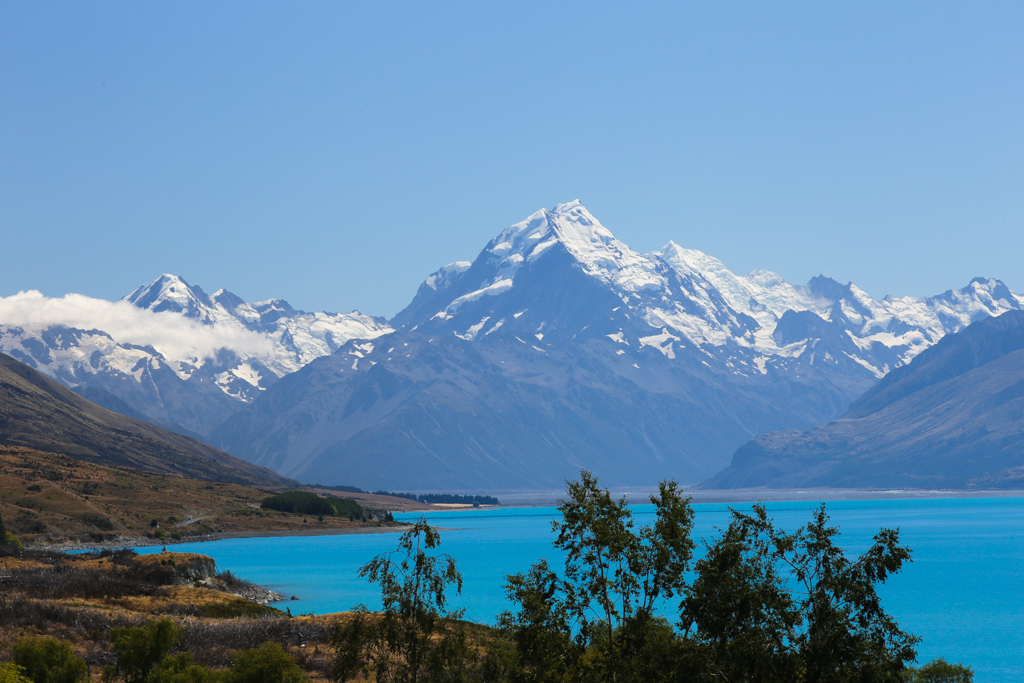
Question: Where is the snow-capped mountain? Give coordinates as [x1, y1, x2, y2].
[214, 201, 1023, 489]
[0, 276, 391, 434]
[398, 200, 1022, 378]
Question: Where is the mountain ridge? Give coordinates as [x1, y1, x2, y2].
[0, 277, 391, 434]
[3, 201, 1022, 489]
[0, 351, 292, 486]
[210, 202, 1021, 488]
[702, 310, 1024, 489]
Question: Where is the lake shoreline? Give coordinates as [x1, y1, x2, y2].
[32, 522, 416, 553]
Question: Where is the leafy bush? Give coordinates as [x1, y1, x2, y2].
[104, 619, 181, 683]
[12, 636, 88, 683]
[904, 658, 974, 682]
[147, 654, 218, 683]
[0, 663, 30, 683]
[224, 643, 308, 683]
[0, 513, 22, 547]
[78, 512, 115, 531]
[260, 492, 361, 518]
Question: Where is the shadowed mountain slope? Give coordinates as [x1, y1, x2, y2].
[214, 202, 1023, 489]
[703, 311, 1024, 489]
[0, 352, 292, 486]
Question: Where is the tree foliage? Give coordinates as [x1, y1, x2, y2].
[0, 512, 22, 548]
[223, 643, 308, 683]
[681, 503, 919, 682]
[260, 492, 361, 518]
[496, 473, 695, 682]
[0, 663, 31, 683]
[104, 619, 182, 683]
[903, 658, 974, 683]
[11, 637, 87, 683]
[331, 518, 472, 683]
[492, 471, 928, 683]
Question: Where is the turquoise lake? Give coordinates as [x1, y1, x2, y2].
[139, 497, 1024, 682]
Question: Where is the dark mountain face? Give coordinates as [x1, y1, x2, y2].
[5, 202, 1020, 490]
[0, 352, 292, 487]
[212, 203, 924, 489]
[703, 311, 1024, 490]
[211, 330, 856, 489]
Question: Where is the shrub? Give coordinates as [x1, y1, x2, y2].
[0, 513, 21, 548]
[903, 658, 974, 682]
[147, 654, 218, 683]
[0, 663, 30, 683]
[78, 513, 115, 531]
[260, 492, 361, 519]
[224, 643, 307, 683]
[12, 636, 88, 683]
[104, 619, 182, 683]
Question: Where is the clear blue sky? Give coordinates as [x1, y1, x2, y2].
[2, 2, 1022, 317]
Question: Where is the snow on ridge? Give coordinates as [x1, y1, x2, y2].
[1, 276, 393, 402]
[425, 201, 1023, 374]
[425, 261, 472, 291]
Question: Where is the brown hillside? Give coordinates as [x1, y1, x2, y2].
[0, 352, 290, 486]
[0, 446, 409, 546]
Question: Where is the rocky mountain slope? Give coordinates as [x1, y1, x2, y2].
[212, 201, 1022, 488]
[0, 351, 291, 486]
[703, 310, 1024, 489]
[0, 277, 391, 434]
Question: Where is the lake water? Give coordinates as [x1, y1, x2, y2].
[139, 497, 1024, 682]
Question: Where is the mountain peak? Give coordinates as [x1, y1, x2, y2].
[122, 274, 212, 316]
[806, 275, 852, 302]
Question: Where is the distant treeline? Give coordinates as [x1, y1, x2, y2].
[312, 484, 364, 493]
[372, 491, 500, 506]
[261, 491, 363, 518]
[308, 484, 500, 506]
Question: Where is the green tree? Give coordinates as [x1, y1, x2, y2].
[332, 518, 473, 683]
[147, 655, 218, 683]
[0, 512, 21, 547]
[0, 663, 31, 683]
[682, 504, 919, 682]
[502, 471, 695, 683]
[224, 643, 307, 683]
[104, 619, 182, 683]
[498, 559, 579, 682]
[903, 658, 973, 683]
[11, 636, 88, 683]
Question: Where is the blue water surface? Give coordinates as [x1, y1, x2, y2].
[139, 497, 1024, 682]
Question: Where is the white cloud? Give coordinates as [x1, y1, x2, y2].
[0, 290, 275, 361]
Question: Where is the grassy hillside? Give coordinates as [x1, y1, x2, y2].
[0, 446, 404, 546]
[0, 352, 290, 487]
[0, 546, 337, 677]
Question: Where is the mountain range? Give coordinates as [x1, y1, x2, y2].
[704, 310, 1024, 489]
[213, 201, 1021, 488]
[0, 277, 390, 435]
[2, 201, 1021, 489]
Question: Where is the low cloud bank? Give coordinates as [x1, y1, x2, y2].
[0, 290, 275, 361]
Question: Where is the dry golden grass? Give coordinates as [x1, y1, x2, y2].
[0, 549, 353, 681]
[0, 446, 413, 546]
